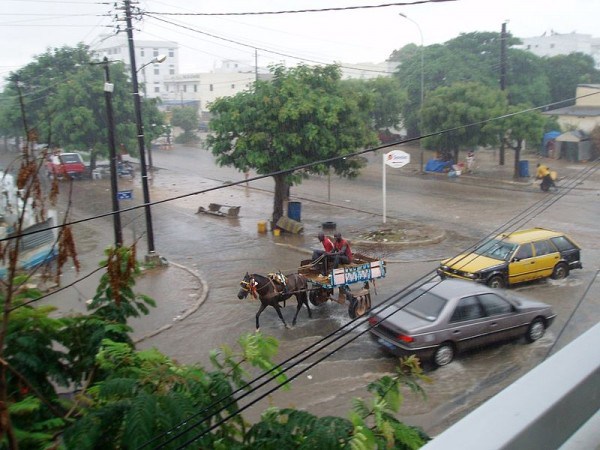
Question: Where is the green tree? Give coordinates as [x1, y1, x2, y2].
[0, 44, 165, 165]
[542, 53, 600, 105]
[171, 106, 199, 143]
[391, 32, 551, 139]
[207, 64, 377, 223]
[345, 77, 406, 132]
[499, 105, 547, 178]
[421, 82, 507, 162]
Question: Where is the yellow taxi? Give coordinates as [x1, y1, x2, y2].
[437, 228, 582, 288]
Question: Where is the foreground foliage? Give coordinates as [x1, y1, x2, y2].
[2, 244, 430, 449]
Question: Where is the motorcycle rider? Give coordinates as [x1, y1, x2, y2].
[536, 163, 556, 191]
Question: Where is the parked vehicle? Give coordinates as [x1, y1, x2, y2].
[45, 152, 86, 180]
[437, 228, 582, 288]
[368, 279, 556, 367]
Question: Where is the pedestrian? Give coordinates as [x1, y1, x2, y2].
[311, 232, 334, 274]
[332, 232, 353, 269]
[466, 151, 475, 173]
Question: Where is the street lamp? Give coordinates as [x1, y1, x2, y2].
[137, 54, 167, 171]
[399, 13, 425, 173]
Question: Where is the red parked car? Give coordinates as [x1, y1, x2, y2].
[45, 152, 86, 180]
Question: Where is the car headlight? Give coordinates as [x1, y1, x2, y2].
[440, 265, 449, 271]
[466, 273, 479, 279]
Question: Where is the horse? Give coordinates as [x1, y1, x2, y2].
[237, 272, 312, 331]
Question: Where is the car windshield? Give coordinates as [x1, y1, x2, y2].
[473, 239, 517, 261]
[403, 289, 447, 321]
[59, 154, 82, 164]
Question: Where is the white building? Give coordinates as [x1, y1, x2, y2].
[161, 60, 273, 113]
[339, 61, 397, 80]
[91, 35, 179, 98]
[517, 31, 600, 68]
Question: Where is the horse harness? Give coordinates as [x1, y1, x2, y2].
[240, 274, 293, 301]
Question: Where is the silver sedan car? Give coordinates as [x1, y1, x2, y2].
[368, 279, 556, 367]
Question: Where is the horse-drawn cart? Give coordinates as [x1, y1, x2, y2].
[299, 253, 386, 319]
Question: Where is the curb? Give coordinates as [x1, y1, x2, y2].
[134, 262, 210, 344]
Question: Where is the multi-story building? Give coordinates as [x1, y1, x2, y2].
[91, 34, 179, 99]
[161, 60, 272, 114]
[517, 31, 600, 68]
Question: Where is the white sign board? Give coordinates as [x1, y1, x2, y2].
[385, 150, 410, 168]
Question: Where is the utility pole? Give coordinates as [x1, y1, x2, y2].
[499, 21, 508, 166]
[123, 0, 160, 263]
[101, 57, 123, 247]
[255, 48, 258, 83]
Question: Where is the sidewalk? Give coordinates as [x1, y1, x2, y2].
[129, 262, 209, 343]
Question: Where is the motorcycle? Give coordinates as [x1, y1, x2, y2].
[117, 162, 134, 179]
[539, 170, 557, 192]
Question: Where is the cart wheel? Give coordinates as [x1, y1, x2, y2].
[309, 288, 328, 306]
[348, 292, 372, 319]
[309, 289, 320, 306]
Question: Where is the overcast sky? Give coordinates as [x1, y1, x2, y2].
[1, 0, 598, 81]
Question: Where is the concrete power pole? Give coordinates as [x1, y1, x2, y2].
[499, 22, 508, 166]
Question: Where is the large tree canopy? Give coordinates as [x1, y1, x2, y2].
[390, 31, 598, 143]
[542, 53, 600, 106]
[0, 44, 165, 164]
[207, 64, 377, 223]
[421, 82, 507, 162]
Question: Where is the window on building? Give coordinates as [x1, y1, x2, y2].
[154, 86, 160, 93]
[550, 44, 555, 49]
[209, 84, 214, 91]
[154, 67, 160, 75]
[231, 84, 235, 89]
[169, 49, 175, 57]
[169, 65, 175, 75]
[153, 48, 159, 57]
[141, 48, 145, 57]
[183, 85, 187, 93]
[194, 84, 197, 92]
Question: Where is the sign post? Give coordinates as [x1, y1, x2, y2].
[383, 150, 410, 223]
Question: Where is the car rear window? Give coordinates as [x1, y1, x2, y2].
[59, 154, 82, 164]
[474, 239, 517, 261]
[404, 289, 447, 321]
[550, 236, 578, 251]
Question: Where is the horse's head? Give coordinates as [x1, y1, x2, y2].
[238, 272, 256, 300]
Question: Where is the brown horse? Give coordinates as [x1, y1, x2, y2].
[238, 272, 312, 330]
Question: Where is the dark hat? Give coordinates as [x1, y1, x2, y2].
[334, 232, 342, 239]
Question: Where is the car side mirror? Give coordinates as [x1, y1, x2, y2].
[512, 257, 520, 262]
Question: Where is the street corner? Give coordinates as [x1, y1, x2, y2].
[133, 261, 209, 343]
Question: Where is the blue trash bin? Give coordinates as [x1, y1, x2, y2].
[287, 201, 302, 222]
[518, 160, 529, 178]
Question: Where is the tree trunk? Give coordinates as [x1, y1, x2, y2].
[272, 174, 288, 225]
[513, 139, 522, 179]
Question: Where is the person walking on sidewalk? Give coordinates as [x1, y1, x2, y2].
[332, 232, 353, 269]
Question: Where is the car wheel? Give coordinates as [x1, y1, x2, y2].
[526, 318, 546, 343]
[551, 262, 569, 280]
[487, 275, 505, 289]
[432, 342, 455, 367]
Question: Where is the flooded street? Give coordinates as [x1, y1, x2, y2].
[6, 143, 598, 436]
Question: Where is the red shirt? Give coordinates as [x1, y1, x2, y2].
[334, 238, 353, 262]
[322, 237, 334, 252]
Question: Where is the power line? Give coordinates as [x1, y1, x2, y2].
[143, 13, 394, 75]
[1, 94, 595, 248]
[142, 161, 599, 448]
[144, 0, 456, 17]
